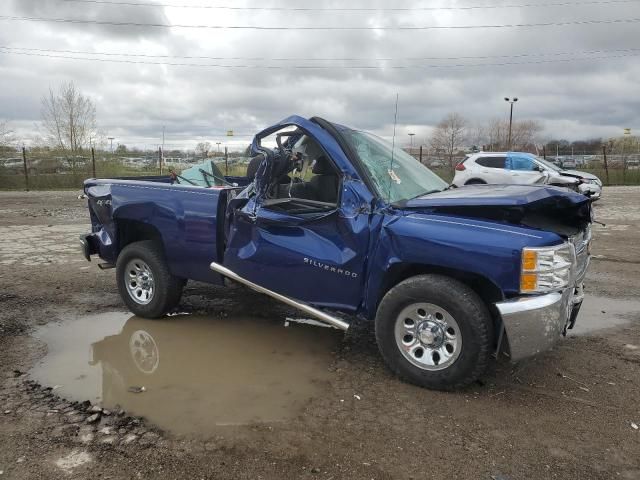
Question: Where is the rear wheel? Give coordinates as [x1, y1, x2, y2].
[116, 240, 184, 318]
[375, 274, 493, 390]
[465, 179, 486, 185]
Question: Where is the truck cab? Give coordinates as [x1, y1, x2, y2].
[81, 115, 592, 390]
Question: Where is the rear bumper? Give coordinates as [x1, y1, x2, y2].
[495, 285, 583, 361]
[79, 233, 99, 262]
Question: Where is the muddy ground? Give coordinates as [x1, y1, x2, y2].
[0, 188, 639, 480]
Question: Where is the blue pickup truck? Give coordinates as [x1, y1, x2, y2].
[81, 115, 592, 390]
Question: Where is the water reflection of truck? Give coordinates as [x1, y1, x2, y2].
[90, 315, 340, 430]
[81, 115, 593, 390]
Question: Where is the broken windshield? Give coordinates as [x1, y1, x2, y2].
[342, 130, 448, 203]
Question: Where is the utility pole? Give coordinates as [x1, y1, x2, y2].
[622, 128, 630, 184]
[602, 145, 609, 185]
[22, 146, 29, 191]
[91, 147, 96, 178]
[504, 97, 518, 151]
[161, 126, 165, 175]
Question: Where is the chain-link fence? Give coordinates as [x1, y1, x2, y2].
[554, 153, 640, 185]
[406, 148, 640, 186]
[1, 148, 639, 190]
[0, 148, 253, 190]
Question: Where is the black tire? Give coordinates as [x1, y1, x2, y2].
[115, 240, 184, 319]
[375, 274, 493, 391]
[465, 179, 486, 185]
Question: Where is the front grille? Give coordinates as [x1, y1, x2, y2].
[569, 225, 591, 282]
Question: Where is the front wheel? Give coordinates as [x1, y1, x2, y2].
[375, 274, 493, 390]
[115, 240, 184, 318]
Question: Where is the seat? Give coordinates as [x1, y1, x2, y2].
[308, 156, 339, 203]
[289, 156, 338, 203]
[246, 154, 264, 180]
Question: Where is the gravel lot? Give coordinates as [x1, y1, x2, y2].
[0, 187, 639, 480]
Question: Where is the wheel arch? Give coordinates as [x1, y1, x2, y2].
[115, 218, 165, 257]
[464, 178, 487, 185]
[374, 262, 505, 339]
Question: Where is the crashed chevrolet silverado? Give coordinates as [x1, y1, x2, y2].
[80, 115, 592, 390]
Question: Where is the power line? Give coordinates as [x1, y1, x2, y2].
[1, 47, 637, 69]
[1, 15, 639, 30]
[4, 45, 639, 62]
[58, 0, 640, 11]
[2, 45, 638, 62]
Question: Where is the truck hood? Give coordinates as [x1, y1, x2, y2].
[403, 184, 591, 236]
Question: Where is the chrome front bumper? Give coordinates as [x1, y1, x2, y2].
[495, 285, 584, 361]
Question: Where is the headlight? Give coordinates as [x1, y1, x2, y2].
[520, 243, 574, 293]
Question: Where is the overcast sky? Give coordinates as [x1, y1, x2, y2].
[1, 0, 639, 150]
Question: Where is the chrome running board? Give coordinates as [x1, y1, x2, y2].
[210, 262, 350, 331]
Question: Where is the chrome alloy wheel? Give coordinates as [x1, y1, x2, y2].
[125, 259, 155, 305]
[394, 303, 462, 371]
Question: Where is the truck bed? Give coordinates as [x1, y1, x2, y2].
[83, 178, 243, 284]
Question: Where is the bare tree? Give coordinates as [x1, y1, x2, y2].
[0, 120, 14, 148]
[195, 141, 212, 159]
[41, 82, 97, 154]
[430, 113, 468, 170]
[480, 118, 542, 151]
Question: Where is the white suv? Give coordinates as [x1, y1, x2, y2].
[452, 152, 602, 200]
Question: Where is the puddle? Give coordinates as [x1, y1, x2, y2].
[30, 312, 343, 434]
[570, 295, 640, 335]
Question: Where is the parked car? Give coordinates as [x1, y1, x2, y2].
[80, 116, 593, 390]
[453, 152, 602, 200]
[0, 158, 24, 174]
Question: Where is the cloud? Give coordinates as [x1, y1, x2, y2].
[6, 0, 170, 39]
[0, 0, 639, 148]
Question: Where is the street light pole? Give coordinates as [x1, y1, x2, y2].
[504, 97, 518, 151]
